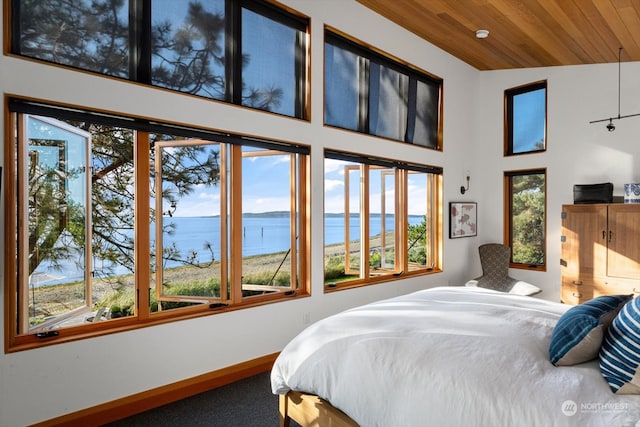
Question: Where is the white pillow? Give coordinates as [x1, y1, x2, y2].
[464, 279, 541, 296]
[509, 281, 542, 296]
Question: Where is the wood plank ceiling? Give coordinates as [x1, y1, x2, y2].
[355, 0, 640, 70]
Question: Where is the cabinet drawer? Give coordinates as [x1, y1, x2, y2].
[561, 281, 594, 305]
[596, 278, 640, 298]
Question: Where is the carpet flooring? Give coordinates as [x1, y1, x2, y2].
[103, 371, 290, 427]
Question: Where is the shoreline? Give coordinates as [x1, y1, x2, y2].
[30, 242, 353, 317]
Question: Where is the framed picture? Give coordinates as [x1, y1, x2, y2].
[449, 202, 477, 238]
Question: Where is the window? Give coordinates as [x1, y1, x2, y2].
[324, 30, 442, 149]
[324, 151, 442, 289]
[15, 0, 131, 77]
[6, 98, 310, 351]
[505, 81, 547, 155]
[504, 169, 546, 270]
[12, 0, 309, 119]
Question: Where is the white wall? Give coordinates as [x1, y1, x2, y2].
[472, 62, 640, 302]
[0, 1, 480, 425]
[4, 0, 638, 424]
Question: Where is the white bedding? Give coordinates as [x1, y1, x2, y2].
[271, 286, 640, 426]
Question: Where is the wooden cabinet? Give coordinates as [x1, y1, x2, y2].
[561, 204, 640, 304]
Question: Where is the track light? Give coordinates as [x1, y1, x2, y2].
[590, 47, 640, 131]
[606, 120, 615, 132]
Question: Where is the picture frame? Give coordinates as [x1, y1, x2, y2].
[449, 202, 477, 238]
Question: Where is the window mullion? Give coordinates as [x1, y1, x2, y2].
[136, 132, 151, 319]
[405, 77, 418, 143]
[230, 145, 244, 303]
[294, 31, 307, 119]
[226, 0, 242, 104]
[358, 57, 370, 133]
[289, 155, 298, 290]
[397, 169, 405, 272]
[362, 164, 370, 280]
[129, 0, 151, 83]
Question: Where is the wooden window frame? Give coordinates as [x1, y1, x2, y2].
[323, 150, 443, 292]
[324, 28, 443, 150]
[5, 98, 310, 352]
[504, 80, 547, 156]
[9, 0, 310, 120]
[503, 168, 547, 271]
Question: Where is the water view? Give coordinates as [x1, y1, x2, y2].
[30, 213, 424, 286]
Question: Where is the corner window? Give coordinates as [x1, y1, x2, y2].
[324, 30, 442, 149]
[324, 151, 442, 290]
[504, 169, 546, 269]
[505, 81, 547, 155]
[6, 99, 310, 351]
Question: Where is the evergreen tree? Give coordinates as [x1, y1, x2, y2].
[511, 173, 545, 265]
[21, 0, 283, 281]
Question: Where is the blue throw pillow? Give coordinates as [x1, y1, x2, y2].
[549, 294, 632, 366]
[599, 296, 640, 394]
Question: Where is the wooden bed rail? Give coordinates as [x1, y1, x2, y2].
[279, 391, 359, 427]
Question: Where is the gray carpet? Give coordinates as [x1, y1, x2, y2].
[103, 371, 288, 427]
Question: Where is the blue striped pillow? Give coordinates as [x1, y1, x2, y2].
[549, 294, 632, 366]
[599, 296, 640, 394]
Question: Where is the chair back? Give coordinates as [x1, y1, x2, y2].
[476, 243, 516, 292]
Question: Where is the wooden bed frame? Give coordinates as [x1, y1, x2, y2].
[279, 391, 358, 427]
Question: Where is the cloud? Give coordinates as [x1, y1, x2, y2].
[324, 179, 344, 192]
[324, 158, 347, 174]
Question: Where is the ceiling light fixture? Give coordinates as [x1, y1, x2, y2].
[475, 29, 489, 39]
[589, 47, 640, 131]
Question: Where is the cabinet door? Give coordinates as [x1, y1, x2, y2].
[607, 204, 640, 280]
[561, 204, 607, 279]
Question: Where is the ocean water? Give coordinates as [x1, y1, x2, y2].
[31, 213, 424, 286]
[161, 213, 423, 260]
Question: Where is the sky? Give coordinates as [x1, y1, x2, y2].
[168, 154, 429, 217]
[513, 87, 546, 152]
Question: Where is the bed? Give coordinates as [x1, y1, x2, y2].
[271, 286, 640, 426]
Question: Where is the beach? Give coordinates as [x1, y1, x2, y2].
[31, 243, 350, 318]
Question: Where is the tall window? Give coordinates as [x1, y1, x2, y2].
[505, 81, 547, 155]
[324, 151, 442, 289]
[6, 99, 309, 351]
[504, 169, 546, 270]
[12, 0, 309, 119]
[324, 30, 442, 149]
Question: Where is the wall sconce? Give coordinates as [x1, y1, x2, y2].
[460, 175, 470, 194]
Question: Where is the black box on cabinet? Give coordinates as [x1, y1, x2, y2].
[573, 182, 613, 204]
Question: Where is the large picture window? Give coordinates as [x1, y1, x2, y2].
[324, 151, 442, 289]
[505, 81, 547, 155]
[504, 169, 546, 270]
[324, 30, 442, 149]
[6, 99, 310, 351]
[12, 0, 309, 119]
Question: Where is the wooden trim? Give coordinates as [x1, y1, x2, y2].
[503, 168, 547, 271]
[30, 353, 279, 427]
[4, 98, 17, 352]
[279, 391, 358, 427]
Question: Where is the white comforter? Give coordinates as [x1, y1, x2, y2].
[271, 286, 640, 426]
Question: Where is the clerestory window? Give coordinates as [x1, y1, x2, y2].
[324, 29, 443, 149]
[323, 150, 442, 290]
[6, 98, 310, 351]
[504, 81, 547, 155]
[12, 0, 309, 119]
